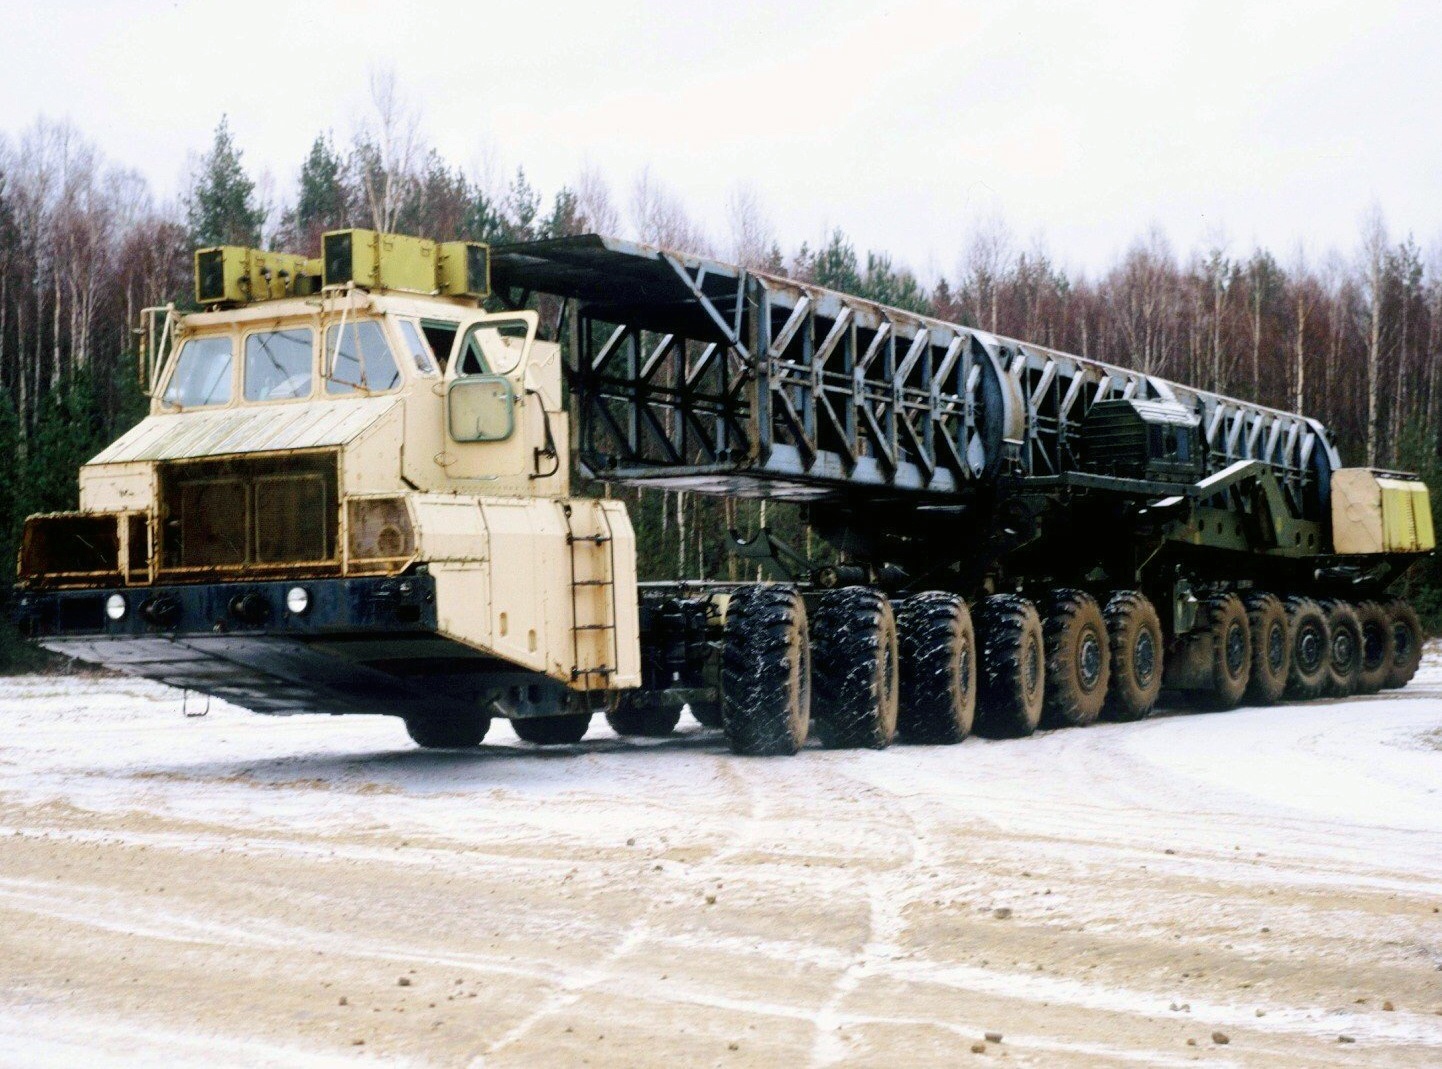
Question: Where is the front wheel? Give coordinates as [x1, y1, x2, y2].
[606, 695, 682, 737]
[513, 713, 591, 745]
[404, 711, 491, 749]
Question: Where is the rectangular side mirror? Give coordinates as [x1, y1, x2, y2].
[447, 375, 515, 442]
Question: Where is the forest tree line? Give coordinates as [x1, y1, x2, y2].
[2, 86, 1440, 665]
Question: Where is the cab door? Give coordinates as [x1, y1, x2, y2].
[434, 312, 537, 483]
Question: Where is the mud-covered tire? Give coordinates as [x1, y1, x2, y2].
[1353, 600, 1394, 695]
[1383, 599, 1423, 689]
[1243, 593, 1289, 706]
[895, 592, 976, 745]
[1319, 600, 1362, 697]
[1282, 596, 1329, 700]
[973, 594, 1045, 738]
[512, 713, 591, 745]
[1039, 589, 1109, 728]
[404, 711, 490, 749]
[605, 696, 682, 737]
[720, 585, 811, 756]
[1100, 591, 1162, 721]
[812, 587, 900, 750]
[1200, 594, 1251, 710]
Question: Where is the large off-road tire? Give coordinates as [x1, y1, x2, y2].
[812, 587, 900, 750]
[404, 710, 491, 749]
[1353, 600, 1394, 695]
[895, 592, 976, 745]
[605, 695, 682, 738]
[1282, 596, 1329, 700]
[1243, 593, 1290, 706]
[1199, 593, 1251, 710]
[1319, 599, 1362, 697]
[1383, 599, 1423, 690]
[1100, 591, 1162, 721]
[973, 594, 1045, 738]
[1039, 589, 1109, 728]
[512, 713, 591, 745]
[720, 585, 811, 756]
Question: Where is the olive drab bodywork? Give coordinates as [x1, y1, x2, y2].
[13, 229, 1434, 752]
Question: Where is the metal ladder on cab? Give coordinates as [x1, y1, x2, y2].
[564, 504, 619, 692]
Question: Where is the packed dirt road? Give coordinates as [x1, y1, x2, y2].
[1, 650, 1441, 1067]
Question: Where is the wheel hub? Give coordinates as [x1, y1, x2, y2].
[1134, 628, 1156, 686]
[1267, 622, 1286, 673]
[1078, 630, 1102, 690]
[1393, 621, 1412, 662]
[1298, 624, 1322, 671]
[1225, 621, 1246, 675]
[1025, 635, 1041, 694]
[1332, 628, 1356, 671]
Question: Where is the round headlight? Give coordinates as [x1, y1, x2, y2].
[285, 586, 311, 615]
[105, 593, 127, 621]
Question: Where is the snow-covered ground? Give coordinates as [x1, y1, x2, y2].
[1, 648, 1441, 1067]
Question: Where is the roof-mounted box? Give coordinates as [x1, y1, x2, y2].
[194, 247, 319, 305]
[322, 229, 489, 299]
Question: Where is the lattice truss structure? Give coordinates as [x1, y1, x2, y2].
[491, 236, 1340, 519]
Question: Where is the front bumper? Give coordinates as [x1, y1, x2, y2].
[15, 574, 438, 641]
[10, 574, 514, 718]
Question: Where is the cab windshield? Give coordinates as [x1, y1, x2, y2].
[162, 336, 233, 409]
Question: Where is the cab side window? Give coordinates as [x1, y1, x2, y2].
[420, 320, 459, 373]
[397, 319, 438, 376]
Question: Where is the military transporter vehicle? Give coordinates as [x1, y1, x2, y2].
[14, 229, 1435, 753]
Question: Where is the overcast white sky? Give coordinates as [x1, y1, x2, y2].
[4, 0, 1440, 278]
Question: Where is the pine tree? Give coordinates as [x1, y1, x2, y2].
[502, 167, 541, 243]
[543, 187, 583, 239]
[186, 116, 264, 247]
[294, 133, 347, 245]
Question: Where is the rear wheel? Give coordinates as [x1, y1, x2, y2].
[1200, 593, 1251, 710]
[512, 713, 591, 745]
[973, 594, 1045, 738]
[1283, 596, 1328, 700]
[1320, 600, 1362, 697]
[812, 587, 900, 750]
[1353, 600, 1394, 695]
[896, 592, 976, 744]
[1101, 591, 1162, 721]
[1384, 599, 1423, 689]
[605, 696, 682, 737]
[720, 585, 811, 756]
[1243, 593, 1289, 705]
[1039, 589, 1109, 728]
[404, 711, 490, 749]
